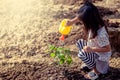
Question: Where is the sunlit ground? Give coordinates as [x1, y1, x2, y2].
[0, 0, 61, 64]
[0, 0, 77, 67]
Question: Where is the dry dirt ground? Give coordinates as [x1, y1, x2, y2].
[0, 0, 120, 80]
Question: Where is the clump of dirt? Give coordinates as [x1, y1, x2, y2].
[97, 6, 118, 17]
[109, 29, 120, 52]
[52, 0, 83, 5]
[108, 22, 120, 28]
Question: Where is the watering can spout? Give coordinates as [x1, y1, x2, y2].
[59, 35, 65, 41]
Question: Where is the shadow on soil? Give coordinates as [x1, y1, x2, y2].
[63, 67, 120, 80]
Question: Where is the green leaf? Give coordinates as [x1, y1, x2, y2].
[64, 49, 70, 55]
[49, 45, 55, 51]
[59, 59, 65, 65]
[58, 53, 65, 59]
[50, 53, 56, 58]
[66, 56, 72, 65]
[57, 47, 63, 53]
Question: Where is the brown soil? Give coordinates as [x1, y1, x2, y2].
[0, 62, 120, 80]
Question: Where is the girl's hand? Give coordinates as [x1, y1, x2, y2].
[83, 46, 93, 53]
[66, 16, 80, 26]
[66, 20, 73, 26]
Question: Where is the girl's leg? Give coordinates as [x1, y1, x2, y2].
[76, 39, 92, 72]
[76, 39, 95, 69]
[76, 39, 87, 51]
[78, 51, 96, 69]
[78, 51, 100, 79]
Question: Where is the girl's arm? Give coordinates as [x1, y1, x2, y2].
[83, 45, 111, 53]
[66, 16, 80, 26]
[91, 45, 111, 52]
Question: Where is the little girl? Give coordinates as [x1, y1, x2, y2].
[66, 1, 112, 80]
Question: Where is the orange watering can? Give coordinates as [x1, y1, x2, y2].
[59, 19, 72, 41]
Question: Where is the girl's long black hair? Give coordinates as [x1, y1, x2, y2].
[78, 1, 105, 39]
